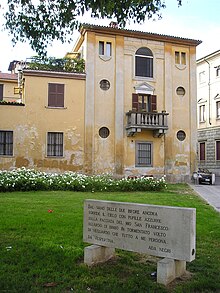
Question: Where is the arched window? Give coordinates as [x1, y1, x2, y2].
[135, 47, 153, 78]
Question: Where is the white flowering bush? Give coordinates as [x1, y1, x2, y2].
[0, 168, 167, 192]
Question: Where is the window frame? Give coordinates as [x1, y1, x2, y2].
[175, 51, 186, 65]
[199, 104, 206, 122]
[0, 84, 3, 101]
[135, 141, 153, 167]
[216, 101, 220, 119]
[0, 130, 13, 156]
[48, 83, 65, 108]
[216, 140, 220, 161]
[199, 141, 206, 161]
[135, 47, 153, 78]
[98, 41, 112, 57]
[132, 93, 157, 112]
[47, 132, 64, 157]
[199, 71, 206, 83]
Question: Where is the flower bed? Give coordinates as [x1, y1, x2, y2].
[0, 168, 166, 192]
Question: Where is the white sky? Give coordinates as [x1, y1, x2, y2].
[1, 0, 220, 72]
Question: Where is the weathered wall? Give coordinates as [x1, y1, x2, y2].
[0, 72, 85, 172]
[164, 44, 197, 182]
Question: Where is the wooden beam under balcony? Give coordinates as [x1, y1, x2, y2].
[126, 111, 169, 137]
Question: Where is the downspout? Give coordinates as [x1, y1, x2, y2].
[204, 58, 211, 125]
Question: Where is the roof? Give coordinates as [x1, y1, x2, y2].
[0, 73, 17, 81]
[23, 69, 86, 80]
[197, 49, 220, 63]
[79, 23, 202, 46]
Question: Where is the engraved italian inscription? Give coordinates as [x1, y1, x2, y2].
[83, 200, 196, 262]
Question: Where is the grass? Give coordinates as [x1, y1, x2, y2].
[0, 184, 220, 292]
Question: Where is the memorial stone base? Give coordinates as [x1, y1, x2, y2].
[157, 258, 186, 285]
[84, 244, 115, 266]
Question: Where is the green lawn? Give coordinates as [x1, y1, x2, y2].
[0, 184, 220, 292]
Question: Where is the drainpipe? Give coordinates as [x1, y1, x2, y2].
[204, 58, 211, 125]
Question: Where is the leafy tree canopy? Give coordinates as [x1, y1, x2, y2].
[2, 0, 182, 55]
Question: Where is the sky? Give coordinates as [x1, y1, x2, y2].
[1, 0, 220, 72]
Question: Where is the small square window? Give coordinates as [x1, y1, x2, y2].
[135, 141, 152, 167]
[0, 130, 13, 156]
[47, 132, 63, 157]
[98, 41, 112, 57]
[175, 51, 186, 65]
[48, 83, 64, 108]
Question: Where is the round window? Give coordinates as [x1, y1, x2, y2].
[99, 127, 110, 138]
[176, 86, 185, 96]
[177, 130, 186, 141]
[100, 79, 110, 91]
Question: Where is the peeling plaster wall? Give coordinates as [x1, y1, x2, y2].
[0, 79, 20, 101]
[0, 73, 85, 173]
[164, 44, 197, 182]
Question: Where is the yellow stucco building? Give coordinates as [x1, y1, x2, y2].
[0, 24, 201, 182]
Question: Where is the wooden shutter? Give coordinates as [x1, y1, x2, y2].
[150, 95, 157, 112]
[132, 93, 139, 111]
[48, 83, 64, 107]
[0, 84, 3, 101]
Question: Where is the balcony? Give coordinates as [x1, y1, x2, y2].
[126, 111, 169, 137]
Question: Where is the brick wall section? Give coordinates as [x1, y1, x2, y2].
[198, 128, 220, 175]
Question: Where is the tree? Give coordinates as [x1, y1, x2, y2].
[2, 0, 182, 55]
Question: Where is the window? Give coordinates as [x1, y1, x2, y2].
[0, 84, 3, 101]
[199, 105, 206, 122]
[136, 141, 152, 167]
[47, 132, 63, 157]
[135, 47, 153, 78]
[48, 83, 64, 107]
[199, 71, 206, 83]
[177, 130, 186, 141]
[99, 127, 110, 138]
[175, 51, 186, 65]
[176, 86, 185, 97]
[216, 66, 220, 77]
[216, 141, 220, 160]
[216, 101, 220, 118]
[99, 41, 112, 57]
[0, 131, 13, 156]
[132, 94, 156, 112]
[100, 79, 110, 91]
[199, 142, 206, 161]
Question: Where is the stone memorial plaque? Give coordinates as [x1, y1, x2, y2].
[83, 200, 196, 262]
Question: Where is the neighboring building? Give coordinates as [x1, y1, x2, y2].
[0, 70, 86, 172]
[0, 24, 201, 182]
[197, 50, 220, 176]
[0, 73, 20, 103]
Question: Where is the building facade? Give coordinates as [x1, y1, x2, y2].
[0, 24, 201, 182]
[197, 50, 220, 175]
